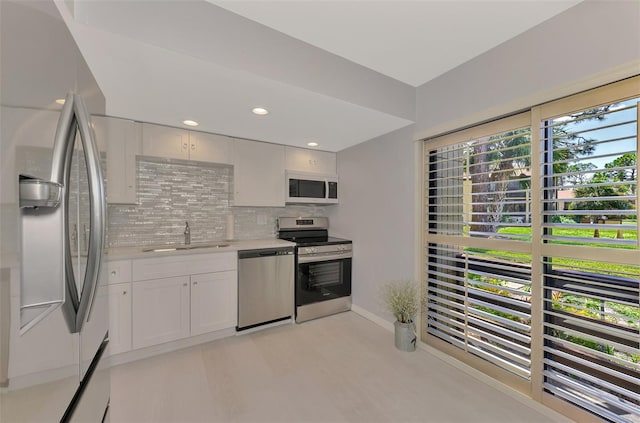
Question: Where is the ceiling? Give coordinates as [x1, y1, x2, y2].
[210, 1, 582, 88]
[60, 0, 581, 152]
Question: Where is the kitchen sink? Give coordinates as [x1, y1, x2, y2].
[142, 243, 230, 253]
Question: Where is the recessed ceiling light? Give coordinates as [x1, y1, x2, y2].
[252, 107, 269, 116]
[307, 142, 319, 147]
[55, 99, 65, 105]
[183, 120, 199, 127]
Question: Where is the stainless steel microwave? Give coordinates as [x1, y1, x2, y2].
[285, 171, 338, 204]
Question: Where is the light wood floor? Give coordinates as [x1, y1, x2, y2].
[110, 311, 569, 422]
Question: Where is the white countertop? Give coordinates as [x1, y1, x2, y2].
[106, 239, 296, 260]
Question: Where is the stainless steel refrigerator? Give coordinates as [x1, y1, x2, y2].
[1, 1, 110, 421]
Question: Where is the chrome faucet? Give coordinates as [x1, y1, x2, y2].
[184, 221, 191, 245]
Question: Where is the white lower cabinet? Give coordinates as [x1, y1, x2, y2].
[127, 252, 238, 351]
[132, 276, 191, 349]
[190, 270, 237, 336]
[106, 259, 133, 356]
[107, 282, 132, 355]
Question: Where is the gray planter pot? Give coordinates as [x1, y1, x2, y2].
[394, 321, 416, 352]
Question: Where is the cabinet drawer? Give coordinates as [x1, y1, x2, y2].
[132, 252, 236, 281]
[106, 260, 132, 285]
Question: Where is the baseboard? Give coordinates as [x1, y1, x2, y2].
[350, 304, 394, 332]
[3, 364, 77, 391]
[108, 327, 236, 367]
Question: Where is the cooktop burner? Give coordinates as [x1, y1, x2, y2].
[276, 217, 351, 247]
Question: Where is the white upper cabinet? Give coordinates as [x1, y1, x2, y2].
[231, 139, 285, 207]
[188, 131, 231, 164]
[93, 116, 141, 204]
[285, 146, 336, 174]
[141, 123, 189, 160]
[141, 123, 232, 164]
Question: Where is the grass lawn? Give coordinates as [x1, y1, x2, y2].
[465, 222, 640, 276]
[499, 222, 638, 248]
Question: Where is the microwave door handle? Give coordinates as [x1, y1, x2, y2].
[324, 178, 329, 200]
[73, 94, 106, 332]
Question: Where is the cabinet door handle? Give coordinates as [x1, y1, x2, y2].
[182, 142, 188, 150]
[193, 281, 198, 286]
[183, 283, 188, 287]
[122, 290, 127, 295]
[110, 270, 117, 276]
[191, 143, 196, 151]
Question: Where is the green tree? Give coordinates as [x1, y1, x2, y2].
[468, 130, 530, 234]
[571, 154, 636, 218]
[604, 153, 637, 194]
[565, 162, 597, 186]
[572, 172, 633, 215]
[466, 105, 614, 234]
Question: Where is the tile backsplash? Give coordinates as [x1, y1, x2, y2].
[107, 158, 327, 248]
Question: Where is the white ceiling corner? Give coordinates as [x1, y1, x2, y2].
[62, 0, 582, 152]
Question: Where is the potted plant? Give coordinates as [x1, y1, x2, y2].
[380, 280, 419, 352]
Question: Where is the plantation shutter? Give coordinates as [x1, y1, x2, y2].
[538, 82, 640, 422]
[424, 113, 534, 391]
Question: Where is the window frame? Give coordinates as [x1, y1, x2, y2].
[422, 76, 640, 422]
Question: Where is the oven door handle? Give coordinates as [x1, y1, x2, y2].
[298, 251, 352, 263]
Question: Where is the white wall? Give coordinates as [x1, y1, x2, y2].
[327, 125, 415, 323]
[334, 0, 640, 324]
[416, 0, 640, 140]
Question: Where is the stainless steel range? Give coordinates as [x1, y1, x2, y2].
[277, 217, 352, 323]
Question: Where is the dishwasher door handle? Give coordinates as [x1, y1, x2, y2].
[238, 248, 294, 260]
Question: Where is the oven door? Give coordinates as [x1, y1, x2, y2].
[296, 255, 351, 306]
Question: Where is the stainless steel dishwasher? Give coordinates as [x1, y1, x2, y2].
[237, 247, 295, 330]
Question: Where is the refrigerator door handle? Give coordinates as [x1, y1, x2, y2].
[50, 93, 76, 184]
[46, 93, 79, 332]
[72, 94, 106, 332]
[49, 92, 106, 334]
[50, 93, 82, 333]
[62, 118, 82, 332]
